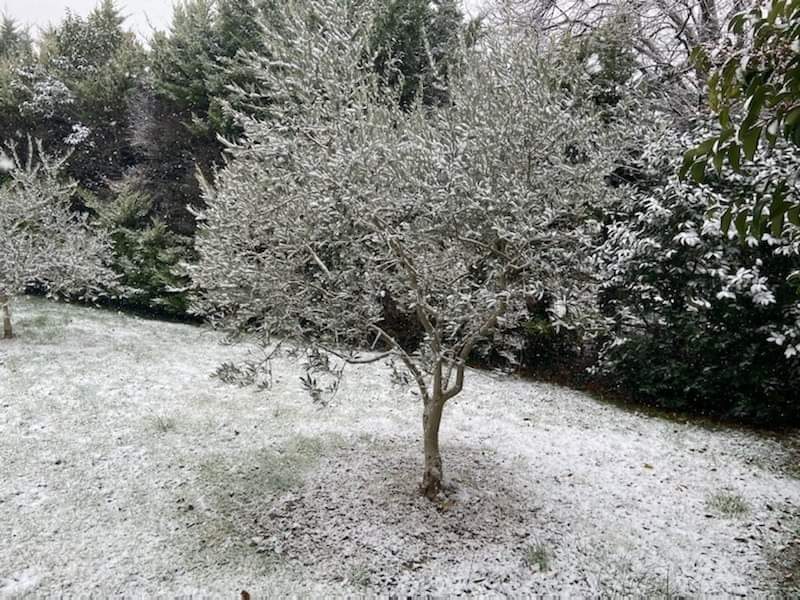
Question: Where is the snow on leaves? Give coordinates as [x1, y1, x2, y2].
[190, 0, 628, 394]
[596, 125, 800, 364]
[0, 141, 115, 306]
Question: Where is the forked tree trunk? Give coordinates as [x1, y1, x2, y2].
[1, 296, 11, 339]
[421, 394, 445, 499]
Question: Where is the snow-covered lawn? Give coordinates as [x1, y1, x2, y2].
[1, 298, 798, 597]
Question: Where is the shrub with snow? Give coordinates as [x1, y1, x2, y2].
[594, 125, 800, 423]
[0, 141, 115, 338]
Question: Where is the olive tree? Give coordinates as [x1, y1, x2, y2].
[0, 142, 115, 338]
[190, 0, 627, 498]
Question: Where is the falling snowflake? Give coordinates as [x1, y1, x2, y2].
[0, 155, 13, 173]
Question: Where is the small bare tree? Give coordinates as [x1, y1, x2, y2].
[190, 0, 628, 498]
[484, 0, 746, 117]
[486, 0, 740, 52]
[0, 141, 115, 338]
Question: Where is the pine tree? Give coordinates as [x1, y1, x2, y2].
[85, 177, 195, 316]
[0, 14, 32, 59]
[371, 0, 475, 108]
[36, 0, 145, 189]
[0, 15, 34, 142]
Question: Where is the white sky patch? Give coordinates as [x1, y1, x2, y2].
[767, 120, 780, 137]
[2, 1, 489, 41]
[1, 0, 174, 40]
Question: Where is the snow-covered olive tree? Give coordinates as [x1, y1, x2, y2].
[0, 141, 115, 338]
[190, 0, 628, 498]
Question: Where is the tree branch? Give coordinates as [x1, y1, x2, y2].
[319, 344, 393, 365]
[369, 323, 430, 404]
[457, 298, 508, 362]
[305, 243, 332, 279]
[383, 233, 442, 355]
[442, 361, 464, 401]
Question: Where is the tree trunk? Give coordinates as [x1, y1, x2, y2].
[421, 395, 445, 499]
[1, 296, 11, 339]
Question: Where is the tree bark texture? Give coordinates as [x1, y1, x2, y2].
[1, 296, 11, 339]
[421, 394, 445, 499]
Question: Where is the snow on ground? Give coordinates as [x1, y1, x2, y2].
[0, 297, 798, 597]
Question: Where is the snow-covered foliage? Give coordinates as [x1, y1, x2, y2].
[0, 141, 115, 336]
[685, 0, 800, 237]
[1, 1, 144, 191]
[13, 65, 75, 120]
[63, 123, 91, 146]
[190, 0, 629, 495]
[594, 124, 800, 421]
